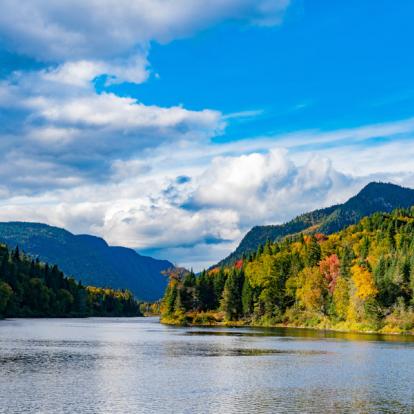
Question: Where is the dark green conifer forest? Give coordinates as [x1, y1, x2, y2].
[0, 244, 141, 318]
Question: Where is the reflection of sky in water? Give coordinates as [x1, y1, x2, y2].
[0, 318, 413, 413]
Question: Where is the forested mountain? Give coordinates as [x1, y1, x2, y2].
[218, 182, 414, 267]
[161, 207, 414, 333]
[0, 222, 173, 301]
[0, 244, 141, 318]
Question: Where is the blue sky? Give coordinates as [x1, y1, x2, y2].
[104, 0, 414, 136]
[1, 0, 414, 269]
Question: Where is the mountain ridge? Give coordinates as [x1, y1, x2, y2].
[217, 182, 414, 267]
[0, 222, 173, 301]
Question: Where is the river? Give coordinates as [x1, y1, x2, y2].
[0, 317, 413, 413]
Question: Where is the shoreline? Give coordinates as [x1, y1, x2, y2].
[0, 314, 143, 320]
[160, 317, 414, 337]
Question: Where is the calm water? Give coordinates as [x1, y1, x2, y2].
[1, 318, 414, 413]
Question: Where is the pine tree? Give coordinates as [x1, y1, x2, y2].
[263, 240, 272, 255]
[340, 245, 353, 279]
[196, 271, 216, 310]
[213, 268, 226, 305]
[174, 288, 185, 314]
[164, 283, 177, 315]
[241, 276, 253, 316]
[256, 244, 264, 259]
[360, 236, 370, 260]
[13, 245, 20, 262]
[306, 236, 321, 267]
[221, 269, 243, 321]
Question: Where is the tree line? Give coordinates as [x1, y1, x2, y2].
[0, 244, 141, 318]
[161, 208, 414, 333]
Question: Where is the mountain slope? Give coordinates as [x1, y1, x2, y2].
[0, 222, 172, 301]
[161, 206, 414, 333]
[218, 182, 414, 266]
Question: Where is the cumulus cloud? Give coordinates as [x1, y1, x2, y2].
[0, 0, 290, 83]
[97, 149, 358, 254]
[189, 149, 356, 227]
[0, 67, 224, 193]
[0, 0, 290, 57]
[2, 134, 414, 270]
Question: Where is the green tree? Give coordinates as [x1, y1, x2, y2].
[306, 236, 321, 267]
[221, 269, 243, 321]
[0, 281, 12, 315]
[196, 271, 216, 310]
[241, 276, 254, 316]
[213, 268, 226, 305]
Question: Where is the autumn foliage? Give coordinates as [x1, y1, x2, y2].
[161, 207, 414, 333]
[319, 254, 340, 293]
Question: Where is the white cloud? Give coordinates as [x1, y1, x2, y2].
[0, 0, 290, 59]
[42, 57, 151, 87]
[1, 133, 414, 271]
[30, 94, 222, 132]
[190, 149, 354, 227]
[0, 0, 290, 83]
[0, 67, 224, 192]
[192, 149, 294, 209]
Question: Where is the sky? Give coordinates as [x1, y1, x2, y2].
[1, 0, 414, 270]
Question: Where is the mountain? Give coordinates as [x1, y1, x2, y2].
[0, 222, 173, 301]
[218, 182, 414, 266]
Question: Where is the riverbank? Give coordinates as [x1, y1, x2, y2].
[160, 311, 414, 336]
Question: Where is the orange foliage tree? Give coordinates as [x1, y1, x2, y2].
[319, 254, 340, 294]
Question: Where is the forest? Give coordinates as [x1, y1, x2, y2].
[161, 207, 414, 333]
[0, 244, 141, 318]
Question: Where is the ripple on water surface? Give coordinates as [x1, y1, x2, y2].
[0, 318, 413, 414]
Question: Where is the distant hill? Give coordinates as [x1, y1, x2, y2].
[0, 222, 173, 301]
[218, 182, 414, 266]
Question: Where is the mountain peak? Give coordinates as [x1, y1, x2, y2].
[217, 182, 414, 267]
[345, 182, 414, 212]
[357, 181, 412, 197]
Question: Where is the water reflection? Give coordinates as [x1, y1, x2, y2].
[183, 326, 414, 343]
[0, 318, 413, 413]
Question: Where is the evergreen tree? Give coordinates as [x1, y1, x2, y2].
[221, 269, 243, 321]
[306, 236, 321, 267]
[360, 236, 370, 260]
[241, 276, 254, 316]
[0, 242, 141, 318]
[340, 245, 353, 279]
[163, 283, 177, 315]
[196, 271, 216, 310]
[263, 240, 272, 255]
[213, 268, 226, 305]
[13, 245, 20, 262]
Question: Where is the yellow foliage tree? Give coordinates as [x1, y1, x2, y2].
[351, 264, 378, 300]
[332, 276, 349, 320]
[296, 267, 326, 312]
[244, 254, 274, 287]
